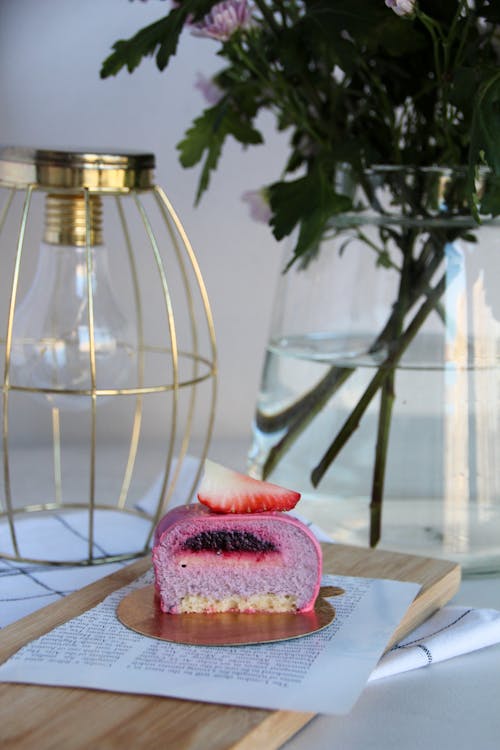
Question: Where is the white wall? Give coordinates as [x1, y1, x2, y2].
[0, 0, 288, 444]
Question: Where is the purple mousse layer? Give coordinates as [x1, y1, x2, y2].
[152, 504, 322, 613]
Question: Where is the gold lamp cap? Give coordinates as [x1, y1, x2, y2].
[0, 146, 155, 191]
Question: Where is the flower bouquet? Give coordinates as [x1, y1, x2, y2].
[102, 1, 500, 552]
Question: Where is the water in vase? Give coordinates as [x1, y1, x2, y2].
[248, 332, 500, 573]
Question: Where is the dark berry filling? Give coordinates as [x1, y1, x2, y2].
[182, 529, 277, 553]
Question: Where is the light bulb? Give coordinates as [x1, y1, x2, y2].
[10, 193, 134, 410]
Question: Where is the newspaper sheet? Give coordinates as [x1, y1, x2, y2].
[0, 571, 420, 715]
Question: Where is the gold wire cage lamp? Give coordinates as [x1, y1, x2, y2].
[0, 146, 217, 565]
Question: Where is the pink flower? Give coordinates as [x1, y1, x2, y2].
[385, 0, 416, 17]
[194, 73, 224, 105]
[191, 0, 252, 42]
[242, 189, 271, 224]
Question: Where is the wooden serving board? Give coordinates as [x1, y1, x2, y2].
[0, 544, 460, 750]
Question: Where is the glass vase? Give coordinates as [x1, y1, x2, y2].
[248, 167, 500, 574]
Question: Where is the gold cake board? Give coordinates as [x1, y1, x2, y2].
[0, 543, 460, 750]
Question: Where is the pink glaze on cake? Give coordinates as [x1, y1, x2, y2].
[152, 504, 322, 614]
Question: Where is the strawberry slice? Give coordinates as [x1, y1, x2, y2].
[197, 459, 301, 513]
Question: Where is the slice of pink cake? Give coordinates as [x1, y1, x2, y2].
[152, 503, 322, 614]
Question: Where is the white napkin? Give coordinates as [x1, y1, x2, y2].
[371, 605, 500, 680]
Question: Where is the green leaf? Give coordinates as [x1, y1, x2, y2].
[177, 102, 263, 202]
[461, 233, 478, 243]
[100, 1, 217, 78]
[376, 250, 392, 269]
[450, 67, 477, 114]
[481, 5, 500, 24]
[304, 0, 386, 39]
[269, 169, 353, 262]
[374, 16, 427, 57]
[101, 13, 177, 77]
[470, 71, 500, 171]
[480, 175, 500, 216]
[468, 71, 500, 217]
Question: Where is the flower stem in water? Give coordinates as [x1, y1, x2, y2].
[311, 273, 446, 488]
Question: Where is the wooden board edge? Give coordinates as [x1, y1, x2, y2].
[229, 710, 315, 750]
[386, 561, 461, 649]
